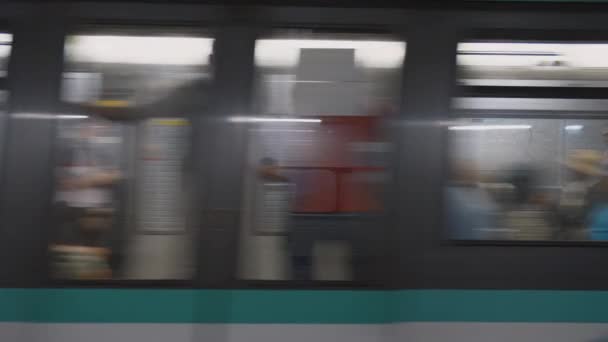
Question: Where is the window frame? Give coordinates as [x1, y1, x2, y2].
[47, 23, 219, 288]
[233, 25, 407, 289]
[446, 29, 608, 247]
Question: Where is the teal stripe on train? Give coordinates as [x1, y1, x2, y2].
[225, 290, 389, 324]
[393, 290, 608, 323]
[3, 289, 608, 323]
[0, 289, 389, 323]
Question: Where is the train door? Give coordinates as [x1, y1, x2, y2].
[50, 30, 213, 280]
[236, 31, 405, 283]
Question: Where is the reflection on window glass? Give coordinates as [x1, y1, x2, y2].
[448, 118, 608, 241]
[457, 42, 608, 88]
[51, 32, 212, 280]
[0, 33, 11, 117]
[0, 33, 12, 183]
[62, 34, 213, 105]
[238, 32, 405, 281]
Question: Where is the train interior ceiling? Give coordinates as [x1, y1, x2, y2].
[3, 0, 608, 291]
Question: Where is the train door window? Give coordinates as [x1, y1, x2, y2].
[448, 39, 608, 242]
[0, 32, 10, 103]
[51, 30, 213, 280]
[0, 32, 11, 162]
[236, 31, 405, 282]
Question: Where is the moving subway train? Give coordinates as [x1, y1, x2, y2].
[6, 1, 608, 342]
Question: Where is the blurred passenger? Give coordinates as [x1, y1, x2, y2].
[580, 150, 608, 240]
[588, 178, 608, 240]
[52, 117, 122, 279]
[503, 166, 554, 240]
[508, 166, 535, 207]
[257, 157, 288, 183]
[601, 128, 608, 173]
[446, 161, 498, 240]
[559, 150, 602, 240]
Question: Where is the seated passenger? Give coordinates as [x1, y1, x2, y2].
[559, 150, 602, 240]
[503, 166, 554, 241]
[445, 161, 498, 240]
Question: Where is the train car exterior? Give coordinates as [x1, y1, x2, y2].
[2, 1, 608, 342]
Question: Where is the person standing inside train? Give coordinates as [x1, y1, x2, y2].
[52, 117, 122, 279]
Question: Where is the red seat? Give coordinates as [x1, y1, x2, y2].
[280, 169, 337, 213]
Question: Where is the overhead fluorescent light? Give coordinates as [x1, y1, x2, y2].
[448, 124, 532, 131]
[255, 39, 405, 69]
[66, 35, 214, 65]
[12, 113, 89, 120]
[458, 51, 559, 56]
[228, 116, 321, 123]
[565, 125, 584, 131]
[254, 129, 316, 132]
[458, 42, 608, 68]
[58, 114, 89, 119]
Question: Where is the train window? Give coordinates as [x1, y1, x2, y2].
[236, 31, 405, 282]
[457, 42, 608, 88]
[0, 32, 11, 137]
[51, 31, 213, 280]
[0, 32, 12, 186]
[0, 32, 10, 90]
[448, 40, 608, 242]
